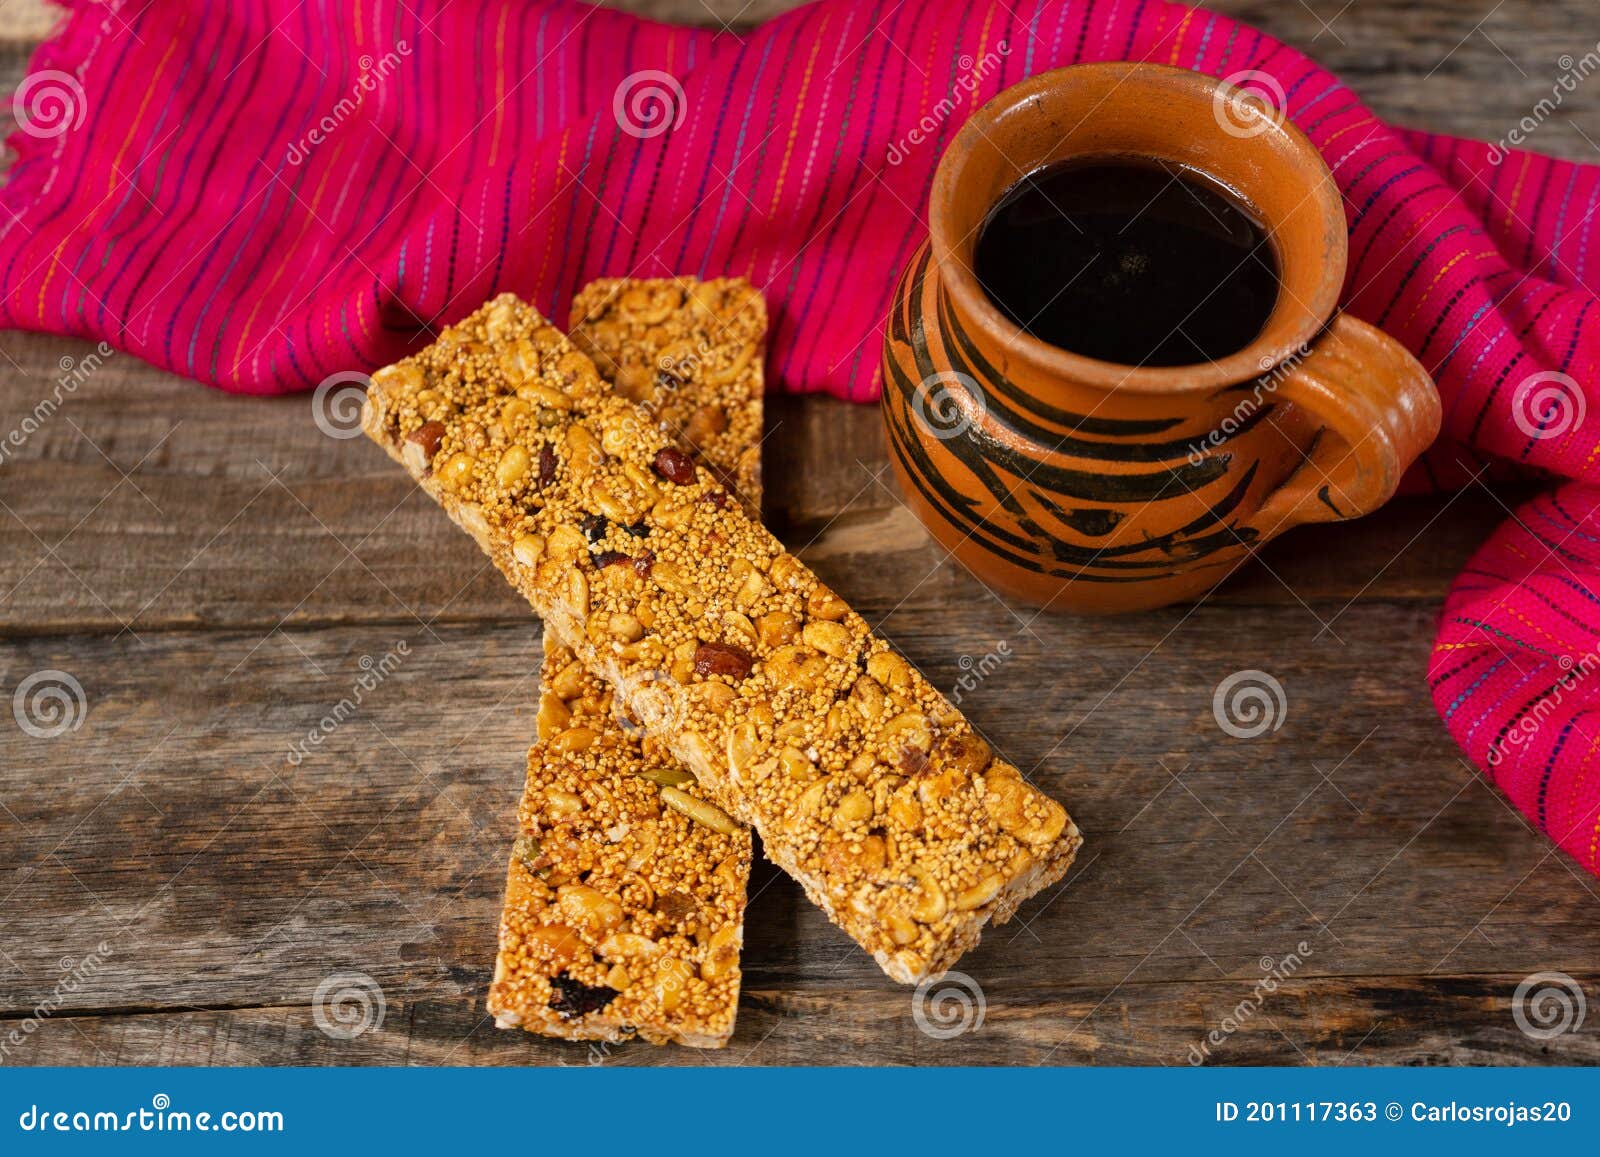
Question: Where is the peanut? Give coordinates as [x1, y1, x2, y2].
[438, 451, 476, 490]
[549, 659, 586, 700]
[908, 868, 947, 923]
[834, 789, 874, 827]
[867, 649, 913, 691]
[756, 610, 799, 648]
[536, 694, 571, 741]
[550, 726, 598, 753]
[953, 872, 1004, 911]
[778, 745, 816, 781]
[705, 341, 755, 385]
[699, 925, 740, 983]
[373, 362, 423, 393]
[608, 612, 644, 643]
[556, 884, 623, 936]
[566, 569, 589, 617]
[524, 924, 586, 968]
[519, 382, 572, 411]
[544, 789, 582, 817]
[566, 425, 603, 479]
[802, 619, 854, 659]
[512, 533, 545, 568]
[655, 956, 694, 1013]
[728, 721, 761, 781]
[599, 932, 660, 961]
[806, 583, 848, 621]
[495, 444, 531, 487]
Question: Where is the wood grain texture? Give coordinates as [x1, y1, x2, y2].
[9, 974, 1600, 1066]
[4, 0, 1600, 1067]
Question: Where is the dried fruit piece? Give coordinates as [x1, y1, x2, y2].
[655, 891, 698, 927]
[693, 642, 754, 681]
[548, 973, 619, 1018]
[652, 446, 697, 484]
[536, 445, 558, 487]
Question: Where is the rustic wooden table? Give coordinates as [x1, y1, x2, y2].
[3, 0, 1599, 1067]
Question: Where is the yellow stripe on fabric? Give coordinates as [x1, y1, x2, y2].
[488, 5, 510, 170]
[538, 127, 574, 297]
[767, 12, 833, 217]
[1166, 9, 1195, 64]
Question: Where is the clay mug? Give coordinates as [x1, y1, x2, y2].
[881, 62, 1441, 613]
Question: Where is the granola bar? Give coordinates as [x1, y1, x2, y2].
[363, 294, 1082, 984]
[492, 636, 752, 1046]
[488, 279, 763, 1047]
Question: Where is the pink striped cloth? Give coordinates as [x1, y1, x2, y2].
[5, 0, 1600, 875]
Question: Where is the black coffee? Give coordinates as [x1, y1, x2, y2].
[974, 158, 1279, 367]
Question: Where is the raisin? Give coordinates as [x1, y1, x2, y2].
[536, 445, 557, 487]
[594, 550, 632, 569]
[654, 891, 699, 928]
[651, 447, 696, 485]
[624, 521, 651, 538]
[548, 973, 618, 1019]
[581, 513, 610, 544]
[895, 745, 930, 776]
[694, 642, 754, 680]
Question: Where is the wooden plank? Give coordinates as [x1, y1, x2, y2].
[0, 330, 1538, 635]
[3, 607, 1600, 1064]
[6, 973, 1598, 1066]
[0, 0, 58, 43]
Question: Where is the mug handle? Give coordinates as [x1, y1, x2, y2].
[1243, 314, 1441, 536]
